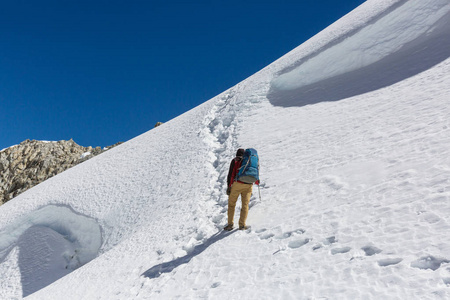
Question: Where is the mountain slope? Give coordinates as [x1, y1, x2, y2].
[1, 0, 450, 299]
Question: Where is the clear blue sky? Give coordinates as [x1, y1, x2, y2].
[1, 0, 364, 149]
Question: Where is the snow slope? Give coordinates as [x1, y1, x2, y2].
[1, 0, 450, 299]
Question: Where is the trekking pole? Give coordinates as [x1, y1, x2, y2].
[258, 184, 262, 202]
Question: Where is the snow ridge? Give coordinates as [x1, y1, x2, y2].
[268, 0, 450, 106]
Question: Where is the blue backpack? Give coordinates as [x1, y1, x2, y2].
[237, 148, 259, 184]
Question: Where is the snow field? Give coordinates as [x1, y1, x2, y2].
[240, 59, 450, 298]
[11, 98, 227, 299]
[138, 57, 450, 299]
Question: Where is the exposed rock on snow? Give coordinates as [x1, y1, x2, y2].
[0, 139, 122, 204]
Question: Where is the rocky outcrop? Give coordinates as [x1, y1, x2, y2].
[0, 139, 121, 205]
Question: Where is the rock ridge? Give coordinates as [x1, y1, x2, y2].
[0, 139, 121, 204]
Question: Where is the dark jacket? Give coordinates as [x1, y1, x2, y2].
[227, 148, 245, 187]
[227, 157, 242, 187]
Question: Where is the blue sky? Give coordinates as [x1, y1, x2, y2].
[1, 0, 364, 150]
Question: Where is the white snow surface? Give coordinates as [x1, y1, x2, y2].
[1, 0, 450, 299]
[272, 0, 450, 91]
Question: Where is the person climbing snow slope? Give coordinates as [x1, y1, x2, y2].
[224, 148, 260, 231]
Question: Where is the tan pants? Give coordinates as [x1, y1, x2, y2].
[228, 182, 253, 227]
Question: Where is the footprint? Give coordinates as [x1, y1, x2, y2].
[378, 258, 403, 267]
[258, 228, 305, 241]
[324, 236, 337, 245]
[361, 245, 382, 256]
[275, 232, 293, 239]
[260, 233, 275, 240]
[331, 247, 351, 255]
[288, 238, 310, 249]
[410, 255, 450, 271]
[312, 244, 322, 251]
[421, 212, 441, 224]
[212, 215, 224, 224]
[195, 231, 206, 241]
[275, 229, 305, 239]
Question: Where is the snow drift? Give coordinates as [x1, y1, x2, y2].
[1, 0, 450, 298]
[269, 0, 450, 106]
[0, 205, 101, 296]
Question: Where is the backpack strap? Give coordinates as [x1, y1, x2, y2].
[229, 157, 242, 186]
[238, 156, 251, 175]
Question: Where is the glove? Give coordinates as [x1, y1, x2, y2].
[226, 186, 231, 195]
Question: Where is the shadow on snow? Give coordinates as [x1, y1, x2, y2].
[267, 11, 450, 107]
[142, 230, 235, 279]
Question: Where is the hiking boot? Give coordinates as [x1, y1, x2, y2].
[239, 225, 249, 230]
[223, 224, 234, 231]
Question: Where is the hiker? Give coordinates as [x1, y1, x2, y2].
[224, 148, 259, 231]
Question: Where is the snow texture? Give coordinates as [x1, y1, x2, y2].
[0, 205, 101, 297]
[268, 0, 450, 106]
[1, 0, 450, 299]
